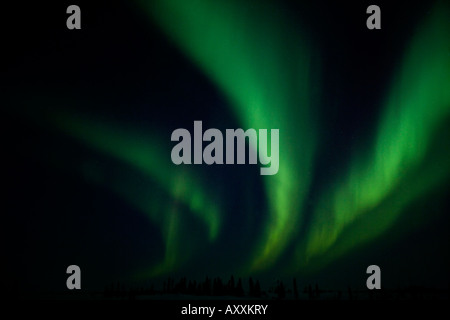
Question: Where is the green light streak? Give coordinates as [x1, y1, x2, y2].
[11, 0, 447, 279]
[141, 0, 318, 273]
[53, 110, 221, 240]
[19, 106, 221, 277]
[300, 1, 450, 268]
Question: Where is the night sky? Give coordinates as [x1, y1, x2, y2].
[3, 0, 449, 297]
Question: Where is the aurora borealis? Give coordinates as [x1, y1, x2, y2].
[3, 0, 450, 295]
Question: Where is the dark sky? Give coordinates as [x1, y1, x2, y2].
[2, 0, 449, 297]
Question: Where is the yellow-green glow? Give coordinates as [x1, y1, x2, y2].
[300, 1, 450, 268]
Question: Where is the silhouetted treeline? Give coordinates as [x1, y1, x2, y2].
[103, 277, 450, 300]
[162, 275, 246, 297]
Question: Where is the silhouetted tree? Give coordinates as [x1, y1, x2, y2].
[181, 277, 187, 294]
[236, 278, 244, 297]
[167, 277, 174, 293]
[227, 276, 235, 296]
[308, 284, 313, 300]
[276, 281, 286, 299]
[203, 276, 211, 296]
[293, 278, 299, 300]
[254, 280, 262, 298]
[249, 277, 255, 297]
[213, 277, 224, 296]
[187, 280, 195, 295]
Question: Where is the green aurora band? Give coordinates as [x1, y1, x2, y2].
[16, 0, 449, 280]
[140, 0, 319, 274]
[298, 1, 450, 272]
[22, 106, 222, 277]
[52, 112, 223, 277]
[139, 0, 449, 275]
